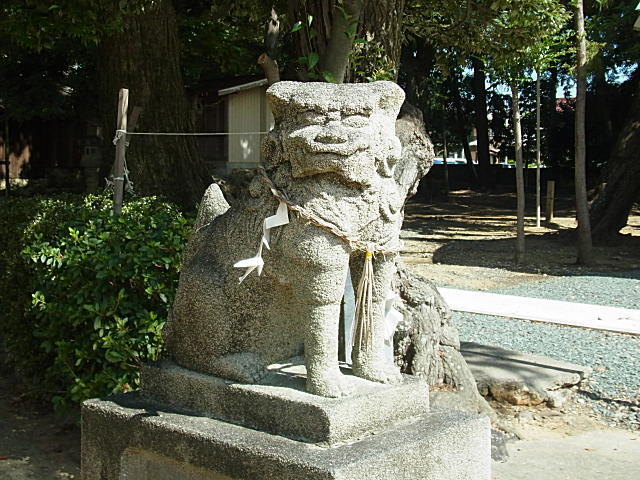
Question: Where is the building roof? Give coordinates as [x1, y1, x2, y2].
[218, 78, 268, 97]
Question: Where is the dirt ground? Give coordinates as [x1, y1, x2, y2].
[0, 370, 80, 479]
[0, 189, 638, 479]
[402, 190, 640, 290]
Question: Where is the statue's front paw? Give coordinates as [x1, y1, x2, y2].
[352, 362, 402, 385]
[307, 370, 354, 398]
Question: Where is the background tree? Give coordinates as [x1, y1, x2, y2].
[98, 0, 211, 208]
[587, 0, 640, 240]
[471, 57, 492, 189]
[0, 0, 271, 207]
[574, 0, 594, 264]
[0, 1, 211, 207]
[409, 0, 570, 262]
[588, 71, 640, 241]
[485, 2, 570, 263]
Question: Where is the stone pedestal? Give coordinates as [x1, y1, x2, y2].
[82, 359, 490, 479]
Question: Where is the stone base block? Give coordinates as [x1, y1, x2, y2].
[82, 393, 491, 480]
[141, 359, 429, 444]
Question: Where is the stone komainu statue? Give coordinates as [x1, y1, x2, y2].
[164, 81, 421, 398]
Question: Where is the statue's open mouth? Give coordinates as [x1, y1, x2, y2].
[289, 149, 375, 184]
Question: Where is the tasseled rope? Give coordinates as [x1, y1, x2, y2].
[352, 249, 375, 351]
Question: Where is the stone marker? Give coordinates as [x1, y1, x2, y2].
[82, 81, 490, 480]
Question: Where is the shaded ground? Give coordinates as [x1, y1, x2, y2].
[0, 369, 79, 479]
[402, 190, 640, 290]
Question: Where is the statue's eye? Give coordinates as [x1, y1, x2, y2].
[342, 115, 369, 128]
[300, 112, 325, 126]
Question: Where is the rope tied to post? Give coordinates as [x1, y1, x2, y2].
[112, 129, 127, 145]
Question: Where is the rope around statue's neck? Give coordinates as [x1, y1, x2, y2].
[256, 167, 398, 255]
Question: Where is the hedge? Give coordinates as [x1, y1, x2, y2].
[0, 193, 192, 409]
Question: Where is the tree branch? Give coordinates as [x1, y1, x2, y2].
[258, 53, 280, 85]
[258, 7, 281, 85]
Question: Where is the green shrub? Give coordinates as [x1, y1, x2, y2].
[2, 193, 192, 409]
[1, 194, 85, 385]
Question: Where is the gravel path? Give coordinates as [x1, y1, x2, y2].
[453, 271, 640, 430]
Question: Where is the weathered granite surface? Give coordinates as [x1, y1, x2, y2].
[394, 265, 495, 418]
[82, 394, 491, 480]
[164, 81, 431, 397]
[461, 342, 590, 407]
[141, 358, 429, 445]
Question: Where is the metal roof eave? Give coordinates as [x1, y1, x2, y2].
[218, 78, 269, 97]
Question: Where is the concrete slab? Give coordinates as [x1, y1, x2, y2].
[492, 430, 640, 480]
[438, 287, 640, 335]
[81, 394, 491, 480]
[460, 342, 591, 405]
[141, 359, 429, 445]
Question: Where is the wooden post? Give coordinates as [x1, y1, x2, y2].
[4, 118, 9, 196]
[2, 160, 8, 196]
[545, 180, 555, 223]
[113, 88, 128, 215]
[442, 128, 450, 197]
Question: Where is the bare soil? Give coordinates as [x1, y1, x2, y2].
[402, 190, 640, 290]
[0, 371, 79, 479]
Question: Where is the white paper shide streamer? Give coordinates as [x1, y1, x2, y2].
[383, 291, 403, 342]
[234, 201, 289, 283]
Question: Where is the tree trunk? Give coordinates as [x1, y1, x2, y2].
[289, 1, 407, 84]
[589, 74, 640, 242]
[545, 66, 563, 167]
[393, 106, 491, 417]
[450, 70, 479, 186]
[472, 57, 491, 189]
[511, 83, 526, 264]
[574, 0, 594, 264]
[394, 263, 494, 418]
[98, 0, 210, 209]
[320, 0, 363, 82]
[400, 37, 435, 106]
[288, 0, 363, 83]
[536, 74, 541, 228]
[258, 7, 281, 85]
[355, 0, 406, 81]
[442, 129, 450, 196]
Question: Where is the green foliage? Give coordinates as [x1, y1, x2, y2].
[178, 1, 272, 87]
[408, 0, 571, 83]
[1, 193, 192, 409]
[0, 194, 82, 382]
[288, 12, 337, 82]
[350, 37, 397, 82]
